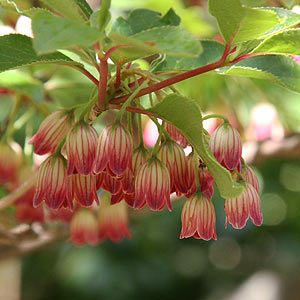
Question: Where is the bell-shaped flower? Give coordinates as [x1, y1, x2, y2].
[165, 122, 189, 148]
[243, 166, 259, 193]
[102, 172, 122, 195]
[185, 153, 214, 199]
[33, 154, 73, 210]
[29, 110, 73, 155]
[98, 193, 132, 243]
[69, 209, 99, 246]
[94, 124, 133, 177]
[72, 174, 99, 207]
[134, 157, 171, 211]
[66, 122, 98, 176]
[180, 193, 217, 240]
[132, 146, 150, 176]
[157, 141, 188, 194]
[209, 123, 242, 171]
[225, 183, 263, 229]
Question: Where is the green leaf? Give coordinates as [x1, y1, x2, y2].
[153, 40, 224, 72]
[218, 55, 300, 93]
[252, 29, 300, 55]
[0, 34, 82, 73]
[209, 0, 279, 42]
[90, 10, 111, 30]
[32, 12, 102, 54]
[74, 0, 93, 18]
[111, 8, 181, 36]
[40, 0, 86, 22]
[147, 94, 244, 199]
[0, 0, 52, 18]
[209, 0, 245, 42]
[234, 8, 279, 43]
[109, 26, 201, 62]
[260, 7, 300, 38]
[0, 70, 44, 102]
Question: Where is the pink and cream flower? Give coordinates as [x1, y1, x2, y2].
[66, 122, 98, 176]
[180, 193, 217, 240]
[69, 209, 99, 246]
[33, 155, 73, 210]
[209, 123, 242, 171]
[225, 183, 263, 229]
[29, 110, 73, 155]
[72, 174, 99, 207]
[98, 194, 131, 243]
[94, 124, 133, 177]
[134, 157, 171, 211]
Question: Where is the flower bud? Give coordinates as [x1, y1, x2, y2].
[209, 123, 242, 171]
[180, 193, 217, 240]
[134, 157, 171, 211]
[33, 155, 73, 210]
[69, 209, 99, 246]
[225, 183, 263, 229]
[29, 110, 73, 155]
[66, 122, 98, 175]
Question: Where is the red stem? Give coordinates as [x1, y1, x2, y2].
[104, 45, 130, 61]
[98, 58, 109, 110]
[229, 52, 267, 65]
[109, 42, 232, 105]
[109, 105, 161, 119]
[114, 64, 122, 90]
[67, 65, 99, 85]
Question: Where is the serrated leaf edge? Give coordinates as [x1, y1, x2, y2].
[251, 28, 300, 54]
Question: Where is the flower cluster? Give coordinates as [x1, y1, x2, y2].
[26, 110, 263, 245]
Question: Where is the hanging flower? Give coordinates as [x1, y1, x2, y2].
[165, 122, 189, 148]
[157, 141, 188, 194]
[94, 124, 133, 177]
[209, 123, 242, 171]
[180, 193, 217, 240]
[33, 154, 73, 210]
[98, 194, 131, 243]
[72, 174, 99, 207]
[102, 172, 122, 195]
[185, 153, 214, 199]
[29, 110, 73, 155]
[69, 209, 99, 246]
[134, 157, 171, 211]
[66, 122, 98, 176]
[225, 183, 263, 229]
[243, 166, 259, 193]
[132, 146, 150, 176]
